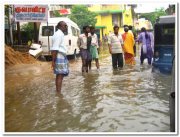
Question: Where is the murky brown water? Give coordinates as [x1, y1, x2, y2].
[5, 47, 172, 132]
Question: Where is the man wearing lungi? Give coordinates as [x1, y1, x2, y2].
[51, 21, 69, 93]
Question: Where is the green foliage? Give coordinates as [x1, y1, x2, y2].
[21, 23, 34, 40]
[69, 5, 97, 31]
[139, 8, 167, 26]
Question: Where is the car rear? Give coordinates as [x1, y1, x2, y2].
[152, 16, 175, 74]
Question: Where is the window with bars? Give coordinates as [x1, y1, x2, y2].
[112, 13, 123, 27]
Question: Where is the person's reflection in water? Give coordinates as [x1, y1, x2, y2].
[50, 95, 74, 131]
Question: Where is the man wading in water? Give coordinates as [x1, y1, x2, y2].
[51, 21, 69, 94]
[77, 26, 92, 73]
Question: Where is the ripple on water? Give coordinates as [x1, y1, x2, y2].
[5, 56, 172, 132]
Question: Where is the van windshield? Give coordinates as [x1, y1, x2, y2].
[42, 26, 54, 36]
[154, 23, 175, 45]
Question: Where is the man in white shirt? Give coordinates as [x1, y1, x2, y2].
[51, 21, 69, 94]
[77, 26, 91, 73]
[108, 25, 124, 69]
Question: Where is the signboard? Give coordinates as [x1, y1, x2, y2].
[14, 5, 48, 22]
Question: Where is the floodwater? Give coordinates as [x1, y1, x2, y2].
[5, 47, 172, 132]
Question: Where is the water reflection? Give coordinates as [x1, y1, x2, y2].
[34, 95, 73, 132]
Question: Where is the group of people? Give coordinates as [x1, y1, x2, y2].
[108, 25, 154, 69]
[50, 21, 154, 93]
[77, 26, 100, 73]
[50, 21, 100, 93]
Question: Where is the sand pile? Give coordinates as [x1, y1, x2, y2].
[5, 45, 37, 68]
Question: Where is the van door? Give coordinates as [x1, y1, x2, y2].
[39, 25, 54, 55]
[154, 23, 175, 62]
[70, 26, 79, 55]
[65, 25, 78, 55]
[153, 23, 175, 73]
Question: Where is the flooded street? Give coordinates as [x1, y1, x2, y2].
[5, 47, 172, 132]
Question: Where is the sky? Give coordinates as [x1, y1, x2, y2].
[134, 3, 170, 13]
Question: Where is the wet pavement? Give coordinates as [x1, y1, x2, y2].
[5, 47, 172, 132]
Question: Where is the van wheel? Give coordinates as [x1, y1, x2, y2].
[74, 50, 77, 60]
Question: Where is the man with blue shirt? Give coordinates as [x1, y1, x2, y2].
[51, 21, 69, 94]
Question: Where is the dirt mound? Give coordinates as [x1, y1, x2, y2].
[5, 45, 37, 68]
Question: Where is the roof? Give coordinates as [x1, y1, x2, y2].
[159, 15, 175, 24]
[59, 9, 71, 15]
[95, 26, 106, 29]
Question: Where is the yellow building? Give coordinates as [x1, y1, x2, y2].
[88, 4, 133, 40]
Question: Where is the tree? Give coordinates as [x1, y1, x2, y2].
[21, 23, 34, 43]
[165, 5, 175, 15]
[139, 8, 167, 26]
[69, 5, 97, 31]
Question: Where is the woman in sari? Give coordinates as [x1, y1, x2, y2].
[122, 27, 135, 65]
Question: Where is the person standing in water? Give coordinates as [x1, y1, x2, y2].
[122, 26, 135, 65]
[77, 26, 92, 73]
[108, 25, 124, 69]
[51, 21, 69, 93]
[128, 25, 137, 56]
[137, 27, 153, 65]
[89, 26, 100, 71]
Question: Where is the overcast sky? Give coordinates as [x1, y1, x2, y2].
[134, 3, 170, 13]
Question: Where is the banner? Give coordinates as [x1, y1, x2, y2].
[14, 5, 48, 22]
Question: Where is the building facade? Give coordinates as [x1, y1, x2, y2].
[88, 4, 133, 40]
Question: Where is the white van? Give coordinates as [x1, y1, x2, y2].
[39, 17, 80, 58]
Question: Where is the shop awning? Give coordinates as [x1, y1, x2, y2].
[95, 26, 106, 29]
[59, 9, 71, 15]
